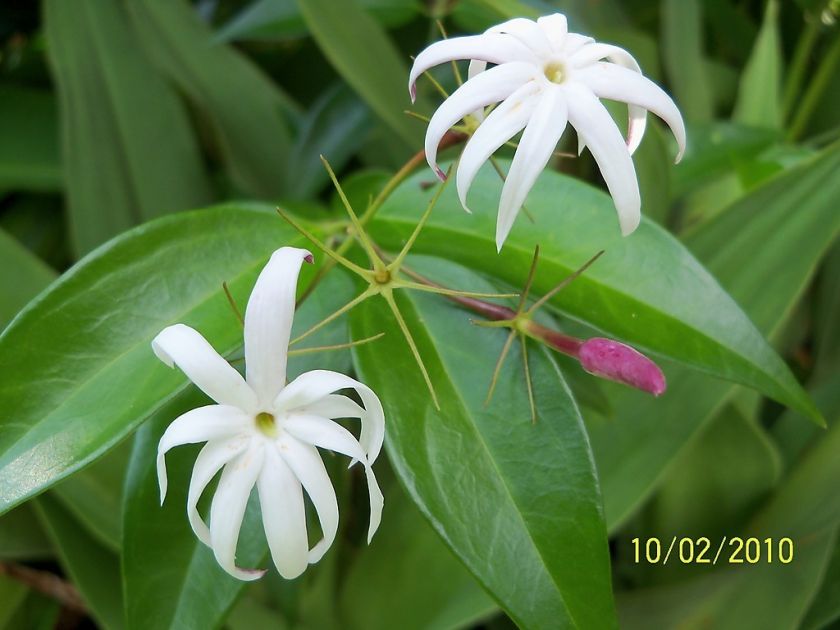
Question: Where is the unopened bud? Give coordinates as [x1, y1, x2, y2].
[577, 337, 666, 396]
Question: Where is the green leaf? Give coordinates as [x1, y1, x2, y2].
[43, 0, 214, 255]
[339, 475, 497, 630]
[0, 575, 28, 629]
[732, 0, 783, 129]
[0, 205, 309, 516]
[591, 140, 840, 530]
[0, 86, 61, 192]
[286, 84, 373, 200]
[0, 504, 51, 560]
[126, 0, 296, 198]
[33, 495, 124, 630]
[351, 256, 616, 629]
[216, 0, 419, 42]
[370, 160, 818, 422]
[0, 228, 56, 329]
[120, 269, 354, 630]
[802, 538, 840, 630]
[296, 0, 423, 149]
[815, 242, 840, 377]
[661, 0, 713, 121]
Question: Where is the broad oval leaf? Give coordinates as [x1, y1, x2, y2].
[369, 159, 819, 423]
[351, 257, 616, 630]
[0, 205, 318, 516]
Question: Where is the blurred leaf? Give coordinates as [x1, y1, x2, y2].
[661, 0, 713, 121]
[591, 140, 840, 530]
[296, 0, 423, 150]
[1, 590, 59, 630]
[371, 160, 819, 422]
[0, 205, 315, 516]
[802, 538, 840, 630]
[733, 0, 783, 129]
[43, 0, 214, 255]
[50, 441, 131, 551]
[0, 228, 55, 329]
[0, 575, 28, 628]
[352, 256, 617, 629]
[286, 84, 373, 200]
[120, 269, 354, 630]
[0, 195, 67, 269]
[0, 504, 51, 560]
[33, 495, 124, 630]
[0, 86, 61, 192]
[216, 0, 419, 42]
[340, 477, 497, 630]
[632, 122, 672, 225]
[127, 0, 296, 198]
[815, 242, 840, 377]
[227, 593, 289, 630]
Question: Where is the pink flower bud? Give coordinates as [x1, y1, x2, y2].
[577, 338, 666, 396]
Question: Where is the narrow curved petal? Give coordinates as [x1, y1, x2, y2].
[496, 88, 568, 251]
[425, 62, 538, 179]
[536, 14, 568, 51]
[244, 247, 313, 407]
[152, 324, 257, 412]
[275, 369, 385, 462]
[280, 437, 338, 563]
[187, 436, 250, 545]
[457, 81, 541, 213]
[209, 445, 266, 580]
[575, 63, 686, 161]
[408, 34, 536, 101]
[565, 83, 641, 235]
[570, 43, 647, 154]
[467, 60, 487, 122]
[284, 415, 383, 542]
[563, 33, 595, 56]
[299, 393, 365, 420]
[258, 444, 309, 579]
[489, 18, 552, 58]
[156, 405, 251, 501]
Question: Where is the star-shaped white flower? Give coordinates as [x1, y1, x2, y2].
[153, 247, 384, 580]
[409, 14, 687, 250]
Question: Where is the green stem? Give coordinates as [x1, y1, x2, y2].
[789, 34, 840, 141]
[783, 19, 820, 121]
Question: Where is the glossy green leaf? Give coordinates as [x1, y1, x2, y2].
[0, 228, 55, 329]
[286, 84, 373, 200]
[296, 0, 423, 149]
[370, 160, 818, 421]
[43, 0, 214, 255]
[120, 268, 353, 630]
[351, 256, 616, 629]
[216, 0, 419, 42]
[661, 0, 713, 121]
[33, 495, 124, 630]
[340, 476, 496, 630]
[0, 504, 51, 560]
[592, 140, 840, 529]
[0, 86, 61, 192]
[732, 0, 783, 129]
[126, 0, 296, 198]
[0, 205, 312, 516]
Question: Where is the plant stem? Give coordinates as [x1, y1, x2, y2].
[789, 33, 840, 141]
[783, 19, 820, 121]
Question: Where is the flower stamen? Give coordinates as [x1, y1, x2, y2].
[255, 411, 278, 437]
[543, 60, 567, 84]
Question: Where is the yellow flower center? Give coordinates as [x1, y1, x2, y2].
[544, 61, 567, 84]
[256, 411, 278, 437]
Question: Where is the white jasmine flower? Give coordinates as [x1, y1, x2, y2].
[153, 247, 385, 580]
[409, 14, 686, 250]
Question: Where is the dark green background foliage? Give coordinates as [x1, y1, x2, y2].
[0, 0, 839, 628]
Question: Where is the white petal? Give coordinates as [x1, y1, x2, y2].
[299, 393, 365, 420]
[456, 82, 541, 213]
[489, 17, 552, 58]
[575, 63, 686, 161]
[244, 247, 313, 407]
[563, 33, 595, 56]
[209, 445, 266, 580]
[156, 405, 251, 502]
[187, 436, 250, 546]
[275, 369, 385, 463]
[279, 437, 338, 563]
[496, 88, 569, 251]
[408, 33, 536, 101]
[283, 415, 383, 542]
[425, 62, 537, 179]
[152, 324, 257, 412]
[536, 14, 568, 51]
[258, 444, 309, 579]
[569, 43, 647, 155]
[467, 60, 487, 122]
[565, 83, 641, 235]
